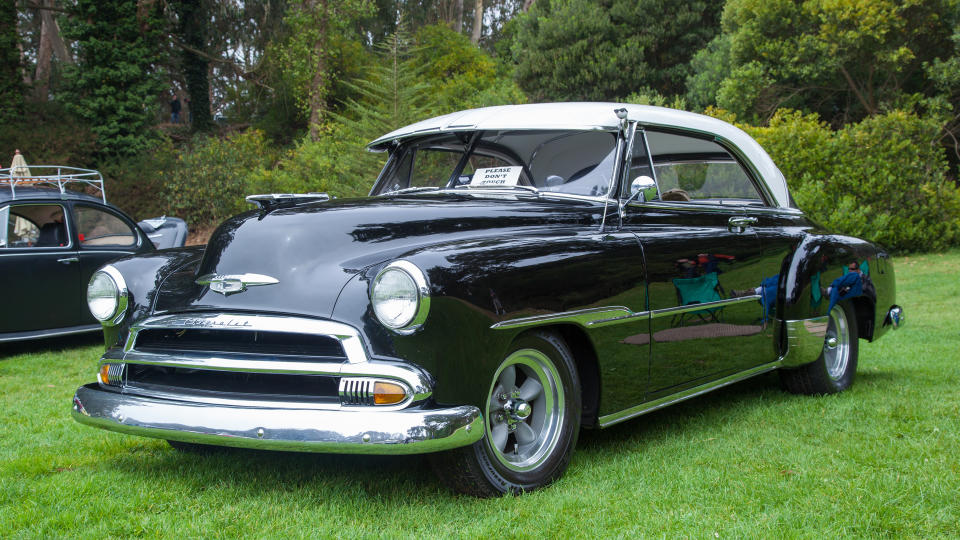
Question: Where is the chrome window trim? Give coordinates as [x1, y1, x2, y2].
[636, 123, 778, 208]
[626, 199, 803, 216]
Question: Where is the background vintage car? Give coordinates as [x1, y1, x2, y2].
[1, 167, 187, 343]
[71, 103, 902, 496]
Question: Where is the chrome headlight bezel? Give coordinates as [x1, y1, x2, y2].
[370, 260, 430, 335]
[87, 265, 129, 326]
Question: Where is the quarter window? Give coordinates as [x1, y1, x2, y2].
[644, 131, 764, 205]
[74, 206, 136, 247]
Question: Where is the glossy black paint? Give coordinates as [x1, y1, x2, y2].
[95, 130, 898, 428]
[0, 190, 155, 341]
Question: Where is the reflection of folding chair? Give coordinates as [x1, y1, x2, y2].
[672, 271, 725, 326]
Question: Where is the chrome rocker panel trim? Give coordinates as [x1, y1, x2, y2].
[72, 384, 483, 455]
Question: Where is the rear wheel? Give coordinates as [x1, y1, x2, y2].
[431, 331, 581, 497]
[780, 300, 859, 394]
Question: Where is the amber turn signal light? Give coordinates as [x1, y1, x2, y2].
[98, 364, 110, 385]
[373, 381, 407, 405]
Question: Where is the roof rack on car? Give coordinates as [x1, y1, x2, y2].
[0, 165, 106, 203]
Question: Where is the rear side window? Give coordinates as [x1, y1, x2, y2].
[1, 203, 69, 248]
[74, 206, 136, 247]
[645, 131, 764, 205]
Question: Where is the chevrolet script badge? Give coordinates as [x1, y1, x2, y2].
[195, 273, 279, 296]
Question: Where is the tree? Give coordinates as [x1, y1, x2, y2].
[173, 0, 213, 131]
[0, 0, 23, 123]
[692, 0, 960, 125]
[275, 0, 373, 140]
[61, 0, 166, 156]
[508, 0, 721, 102]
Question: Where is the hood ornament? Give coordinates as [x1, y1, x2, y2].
[196, 273, 279, 296]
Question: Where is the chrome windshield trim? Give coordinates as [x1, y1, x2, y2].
[124, 313, 369, 364]
[598, 359, 781, 427]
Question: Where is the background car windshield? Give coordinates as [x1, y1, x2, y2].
[376, 130, 618, 197]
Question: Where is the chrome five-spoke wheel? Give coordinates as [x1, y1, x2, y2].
[429, 331, 581, 497]
[823, 303, 851, 381]
[486, 348, 565, 472]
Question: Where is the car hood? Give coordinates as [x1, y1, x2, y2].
[153, 193, 602, 318]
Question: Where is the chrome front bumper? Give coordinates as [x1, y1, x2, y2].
[72, 384, 483, 454]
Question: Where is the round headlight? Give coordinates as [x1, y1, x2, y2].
[87, 266, 128, 325]
[371, 261, 430, 334]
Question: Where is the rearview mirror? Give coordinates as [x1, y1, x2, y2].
[630, 175, 657, 203]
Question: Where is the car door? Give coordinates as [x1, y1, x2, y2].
[620, 128, 774, 399]
[0, 202, 83, 333]
[71, 203, 144, 324]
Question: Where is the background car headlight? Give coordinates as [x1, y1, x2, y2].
[87, 266, 128, 325]
[370, 260, 430, 334]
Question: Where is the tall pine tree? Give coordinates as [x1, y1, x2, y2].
[62, 0, 166, 156]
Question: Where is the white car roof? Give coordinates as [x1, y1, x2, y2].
[368, 103, 791, 208]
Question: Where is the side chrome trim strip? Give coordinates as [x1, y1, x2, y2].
[0, 323, 100, 343]
[598, 360, 781, 428]
[490, 306, 633, 330]
[491, 295, 762, 330]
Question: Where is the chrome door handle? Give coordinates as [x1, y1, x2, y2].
[728, 216, 758, 232]
[57, 257, 79, 264]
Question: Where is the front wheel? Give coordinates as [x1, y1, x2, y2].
[780, 300, 859, 394]
[431, 331, 581, 497]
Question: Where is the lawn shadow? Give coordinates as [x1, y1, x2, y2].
[0, 332, 102, 359]
[108, 440, 448, 500]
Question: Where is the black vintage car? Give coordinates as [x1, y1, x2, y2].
[1, 166, 187, 343]
[71, 104, 903, 496]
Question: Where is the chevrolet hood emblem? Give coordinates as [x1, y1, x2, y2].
[195, 273, 279, 296]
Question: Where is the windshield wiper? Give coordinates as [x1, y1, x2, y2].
[455, 184, 540, 196]
[382, 186, 442, 195]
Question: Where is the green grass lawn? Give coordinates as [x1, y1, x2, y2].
[2, 251, 958, 538]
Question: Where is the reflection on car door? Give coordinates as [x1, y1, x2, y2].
[620, 129, 775, 399]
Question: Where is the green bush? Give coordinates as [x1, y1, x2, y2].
[160, 130, 279, 226]
[246, 124, 376, 200]
[740, 109, 960, 252]
[0, 103, 99, 169]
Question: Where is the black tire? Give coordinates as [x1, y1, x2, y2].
[780, 300, 859, 394]
[430, 330, 581, 497]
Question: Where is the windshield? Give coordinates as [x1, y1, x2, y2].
[373, 130, 618, 197]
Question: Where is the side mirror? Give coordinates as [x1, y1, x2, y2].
[630, 175, 657, 203]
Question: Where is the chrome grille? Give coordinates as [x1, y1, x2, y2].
[133, 328, 345, 359]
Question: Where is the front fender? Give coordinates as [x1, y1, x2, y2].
[100, 247, 205, 348]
